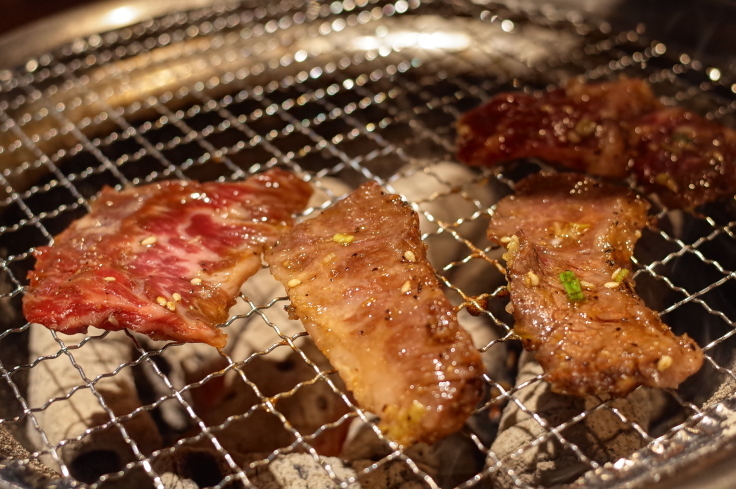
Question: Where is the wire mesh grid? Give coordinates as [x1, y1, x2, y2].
[1, 0, 736, 488]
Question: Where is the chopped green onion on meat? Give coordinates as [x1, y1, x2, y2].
[559, 270, 585, 302]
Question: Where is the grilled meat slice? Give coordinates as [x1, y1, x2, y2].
[457, 77, 736, 209]
[24, 169, 312, 348]
[632, 107, 736, 209]
[457, 78, 661, 178]
[487, 173, 703, 397]
[265, 181, 483, 446]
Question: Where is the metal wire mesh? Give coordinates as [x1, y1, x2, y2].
[1, 0, 736, 488]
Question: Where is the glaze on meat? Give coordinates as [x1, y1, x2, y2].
[265, 182, 483, 446]
[24, 169, 312, 348]
[487, 173, 703, 397]
[632, 107, 736, 209]
[457, 78, 661, 178]
[457, 78, 736, 208]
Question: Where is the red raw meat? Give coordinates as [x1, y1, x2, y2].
[24, 169, 312, 348]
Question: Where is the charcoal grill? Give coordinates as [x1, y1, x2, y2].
[1, 0, 736, 488]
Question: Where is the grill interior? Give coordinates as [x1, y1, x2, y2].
[1, 1, 736, 488]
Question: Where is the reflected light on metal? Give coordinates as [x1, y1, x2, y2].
[352, 31, 472, 52]
[104, 6, 140, 27]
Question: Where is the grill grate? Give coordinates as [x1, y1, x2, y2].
[1, 0, 736, 488]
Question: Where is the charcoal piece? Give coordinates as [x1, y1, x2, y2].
[26, 326, 162, 479]
[489, 352, 654, 488]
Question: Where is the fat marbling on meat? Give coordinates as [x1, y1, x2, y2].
[265, 181, 483, 446]
[487, 173, 703, 397]
[24, 168, 313, 348]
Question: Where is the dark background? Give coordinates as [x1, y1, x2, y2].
[2, 0, 734, 67]
[0, 0, 98, 36]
